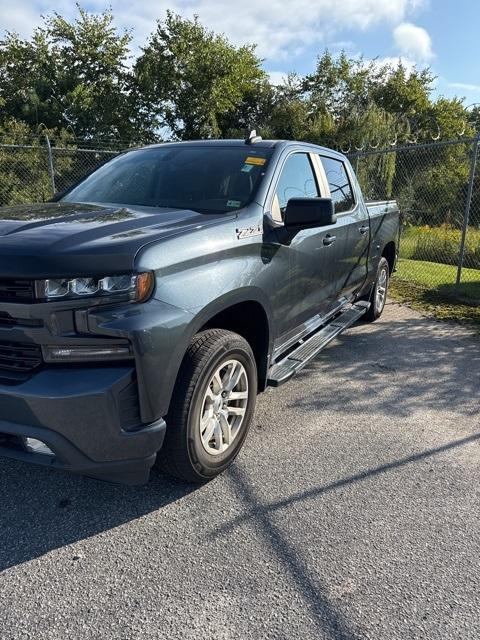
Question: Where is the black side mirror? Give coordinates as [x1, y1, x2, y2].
[284, 197, 336, 229]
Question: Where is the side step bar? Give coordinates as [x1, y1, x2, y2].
[267, 301, 370, 387]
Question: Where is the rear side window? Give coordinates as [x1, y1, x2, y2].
[274, 153, 319, 218]
[320, 156, 355, 213]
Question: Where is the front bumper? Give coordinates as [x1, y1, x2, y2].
[0, 366, 166, 484]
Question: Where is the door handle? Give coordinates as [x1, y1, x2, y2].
[359, 225, 369, 235]
[323, 234, 337, 246]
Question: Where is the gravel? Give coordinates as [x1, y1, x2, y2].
[1, 301, 479, 640]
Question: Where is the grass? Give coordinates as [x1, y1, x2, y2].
[396, 258, 480, 300]
[401, 224, 480, 270]
[390, 258, 480, 332]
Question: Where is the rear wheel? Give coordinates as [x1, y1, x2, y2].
[156, 329, 257, 482]
[364, 257, 390, 322]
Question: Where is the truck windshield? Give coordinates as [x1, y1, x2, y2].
[62, 145, 272, 214]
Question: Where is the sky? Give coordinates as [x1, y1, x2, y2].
[1, 0, 479, 106]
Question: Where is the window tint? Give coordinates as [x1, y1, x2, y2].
[320, 156, 355, 213]
[62, 146, 272, 214]
[275, 153, 319, 212]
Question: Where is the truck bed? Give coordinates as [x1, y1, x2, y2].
[365, 200, 400, 218]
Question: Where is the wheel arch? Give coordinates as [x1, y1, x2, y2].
[382, 240, 396, 274]
[181, 290, 273, 395]
[199, 301, 270, 392]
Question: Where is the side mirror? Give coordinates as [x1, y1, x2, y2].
[284, 197, 336, 229]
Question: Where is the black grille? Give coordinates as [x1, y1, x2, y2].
[0, 312, 42, 328]
[0, 279, 35, 303]
[0, 341, 43, 373]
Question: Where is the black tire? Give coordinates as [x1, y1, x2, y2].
[363, 257, 390, 322]
[156, 329, 257, 482]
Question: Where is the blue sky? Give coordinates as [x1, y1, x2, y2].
[1, 0, 479, 105]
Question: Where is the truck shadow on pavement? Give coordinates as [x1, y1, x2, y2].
[291, 310, 480, 419]
[0, 463, 197, 573]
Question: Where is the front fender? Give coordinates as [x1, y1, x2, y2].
[186, 286, 273, 342]
[84, 298, 194, 422]
[85, 288, 272, 423]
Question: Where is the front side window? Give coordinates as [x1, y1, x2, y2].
[272, 153, 319, 221]
[62, 146, 272, 214]
[319, 156, 355, 213]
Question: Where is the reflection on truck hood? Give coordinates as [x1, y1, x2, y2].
[0, 202, 231, 278]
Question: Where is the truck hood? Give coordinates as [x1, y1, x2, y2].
[0, 202, 232, 278]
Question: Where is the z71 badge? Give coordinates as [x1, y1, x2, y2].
[236, 223, 262, 240]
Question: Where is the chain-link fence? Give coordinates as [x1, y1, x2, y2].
[0, 136, 479, 306]
[350, 137, 480, 305]
[0, 142, 119, 206]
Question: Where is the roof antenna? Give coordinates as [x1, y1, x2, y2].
[245, 129, 262, 144]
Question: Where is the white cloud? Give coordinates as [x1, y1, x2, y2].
[1, 0, 425, 61]
[393, 22, 433, 61]
[448, 82, 480, 92]
[0, 4, 39, 35]
[268, 71, 288, 86]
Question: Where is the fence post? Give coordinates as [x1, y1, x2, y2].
[455, 136, 479, 290]
[44, 134, 56, 196]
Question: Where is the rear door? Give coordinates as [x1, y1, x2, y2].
[317, 154, 370, 299]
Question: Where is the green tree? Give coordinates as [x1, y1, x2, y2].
[468, 105, 480, 134]
[43, 6, 133, 140]
[263, 51, 469, 149]
[0, 30, 59, 130]
[0, 5, 141, 141]
[135, 12, 267, 139]
[266, 75, 312, 140]
[0, 8, 476, 219]
[217, 80, 276, 139]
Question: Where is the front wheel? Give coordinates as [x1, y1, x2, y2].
[364, 257, 390, 322]
[156, 329, 257, 482]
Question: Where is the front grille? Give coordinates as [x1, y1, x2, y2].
[0, 312, 42, 328]
[0, 341, 43, 374]
[0, 279, 35, 303]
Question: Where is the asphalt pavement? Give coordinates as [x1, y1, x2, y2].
[1, 300, 479, 640]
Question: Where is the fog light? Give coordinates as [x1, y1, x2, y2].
[23, 437, 54, 456]
[42, 345, 132, 362]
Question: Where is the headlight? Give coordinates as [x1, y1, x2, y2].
[35, 272, 154, 302]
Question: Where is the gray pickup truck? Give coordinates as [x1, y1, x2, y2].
[0, 134, 399, 484]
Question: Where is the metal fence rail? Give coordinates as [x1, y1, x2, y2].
[0, 142, 119, 205]
[350, 137, 480, 305]
[0, 136, 479, 305]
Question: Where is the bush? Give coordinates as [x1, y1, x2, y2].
[401, 224, 480, 270]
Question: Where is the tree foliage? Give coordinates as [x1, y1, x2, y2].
[0, 5, 133, 141]
[135, 12, 266, 139]
[0, 5, 478, 234]
[0, 6, 474, 146]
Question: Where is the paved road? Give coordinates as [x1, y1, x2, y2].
[1, 302, 479, 640]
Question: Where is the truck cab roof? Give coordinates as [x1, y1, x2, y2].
[139, 138, 345, 159]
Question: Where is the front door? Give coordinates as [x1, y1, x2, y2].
[271, 152, 343, 336]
